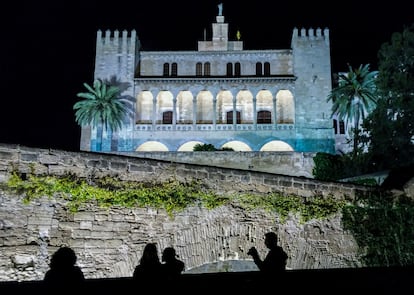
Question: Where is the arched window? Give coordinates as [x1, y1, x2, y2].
[163, 63, 169, 77]
[171, 63, 178, 77]
[235, 62, 241, 77]
[256, 62, 262, 76]
[257, 110, 271, 124]
[163, 111, 173, 124]
[204, 62, 211, 76]
[264, 62, 270, 76]
[226, 63, 233, 77]
[196, 62, 202, 77]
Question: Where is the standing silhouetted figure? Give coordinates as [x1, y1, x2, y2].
[248, 232, 288, 274]
[161, 247, 185, 280]
[133, 243, 162, 282]
[43, 246, 85, 293]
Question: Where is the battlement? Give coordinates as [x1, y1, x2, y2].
[94, 29, 140, 84]
[96, 29, 137, 46]
[293, 27, 329, 38]
[291, 27, 329, 47]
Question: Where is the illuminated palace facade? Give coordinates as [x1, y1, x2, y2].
[80, 10, 335, 153]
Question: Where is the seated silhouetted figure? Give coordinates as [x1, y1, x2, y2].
[133, 243, 163, 283]
[43, 246, 85, 293]
[161, 247, 185, 280]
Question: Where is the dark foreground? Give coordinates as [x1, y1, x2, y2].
[1, 266, 413, 294]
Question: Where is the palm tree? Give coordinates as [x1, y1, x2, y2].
[327, 64, 378, 157]
[73, 79, 131, 151]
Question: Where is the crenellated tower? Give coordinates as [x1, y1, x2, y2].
[94, 29, 140, 82]
[291, 27, 334, 152]
[80, 29, 140, 152]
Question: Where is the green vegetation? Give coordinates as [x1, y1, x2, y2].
[193, 143, 234, 151]
[361, 24, 414, 171]
[5, 172, 224, 216]
[236, 192, 345, 223]
[73, 78, 133, 151]
[342, 192, 414, 267]
[312, 152, 346, 181]
[327, 64, 378, 159]
[4, 172, 342, 222]
[315, 25, 414, 185]
[4, 171, 414, 267]
[312, 152, 372, 182]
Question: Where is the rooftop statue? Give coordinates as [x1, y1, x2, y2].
[218, 3, 223, 16]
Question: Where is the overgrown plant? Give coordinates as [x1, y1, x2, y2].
[8, 171, 414, 265]
[193, 143, 234, 151]
[342, 191, 414, 267]
[4, 172, 343, 223]
[236, 192, 345, 223]
[5, 172, 223, 216]
[312, 152, 374, 182]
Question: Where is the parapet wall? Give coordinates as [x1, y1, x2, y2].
[0, 144, 375, 282]
[107, 150, 316, 178]
[0, 144, 369, 199]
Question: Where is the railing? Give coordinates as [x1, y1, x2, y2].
[134, 124, 295, 131]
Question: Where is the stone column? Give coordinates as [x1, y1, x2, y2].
[192, 95, 197, 128]
[172, 96, 177, 130]
[232, 96, 237, 128]
[253, 96, 257, 130]
[273, 95, 277, 126]
[152, 91, 157, 128]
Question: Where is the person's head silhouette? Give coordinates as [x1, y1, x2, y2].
[49, 246, 78, 269]
[44, 246, 85, 289]
[140, 243, 160, 266]
[162, 247, 177, 263]
[264, 232, 279, 249]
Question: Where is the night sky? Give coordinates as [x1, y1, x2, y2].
[1, 0, 412, 151]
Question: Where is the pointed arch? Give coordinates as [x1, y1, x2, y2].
[216, 90, 233, 124]
[236, 90, 253, 124]
[156, 91, 174, 124]
[177, 91, 193, 124]
[276, 90, 294, 124]
[196, 90, 213, 124]
[136, 91, 153, 124]
[256, 90, 273, 123]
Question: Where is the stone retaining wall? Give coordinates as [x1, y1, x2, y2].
[0, 144, 374, 282]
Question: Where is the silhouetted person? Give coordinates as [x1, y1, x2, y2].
[161, 247, 185, 280]
[43, 246, 85, 293]
[133, 243, 162, 282]
[248, 232, 288, 275]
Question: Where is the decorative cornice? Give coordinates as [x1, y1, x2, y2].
[134, 76, 296, 84]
